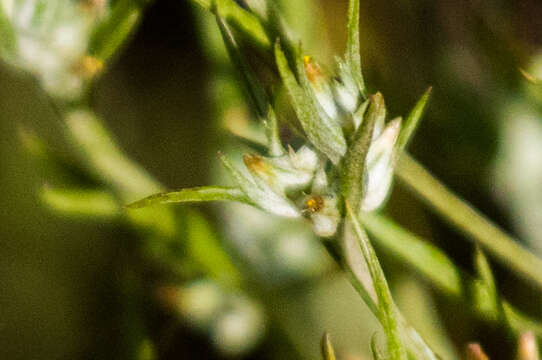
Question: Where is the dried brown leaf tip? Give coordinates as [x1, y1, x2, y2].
[466, 343, 489, 360]
[517, 332, 539, 360]
[243, 154, 267, 173]
[304, 56, 325, 85]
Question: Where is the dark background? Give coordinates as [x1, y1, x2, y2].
[1, 0, 542, 358]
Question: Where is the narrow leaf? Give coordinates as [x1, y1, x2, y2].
[65, 110, 161, 201]
[341, 94, 378, 212]
[362, 213, 542, 336]
[0, 3, 16, 61]
[396, 87, 432, 154]
[41, 186, 120, 219]
[362, 212, 463, 296]
[264, 106, 284, 156]
[275, 42, 346, 164]
[89, 0, 150, 63]
[345, 202, 407, 360]
[216, 15, 284, 156]
[474, 246, 497, 299]
[345, 0, 366, 96]
[185, 211, 242, 287]
[474, 246, 501, 320]
[216, 14, 268, 118]
[127, 186, 248, 209]
[321, 333, 337, 360]
[371, 334, 385, 360]
[214, 0, 270, 50]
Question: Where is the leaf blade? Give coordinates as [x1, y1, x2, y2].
[275, 42, 346, 164]
[345, 202, 407, 360]
[127, 186, 249, 209]
[89, 0, 150, 63]
[341, 93, 380, 212]
[345, 0, 366, 96]
[396, 87, 432, 153]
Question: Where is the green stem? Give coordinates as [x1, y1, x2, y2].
[396, 154, 542, 289]
[361, 213, 542, 335]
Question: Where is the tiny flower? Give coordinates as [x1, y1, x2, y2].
[303, 194, 341, 237]
[243, 145, 318, 195]
[304, 56, 340, 120]
[333, 60, 361, 113]
[362, 117, 402, 211]
[220, 153, 301, 218]
[1, 0, 97, 98]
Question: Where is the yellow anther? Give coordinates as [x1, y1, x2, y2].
[303, 55, 322, 84]
[305, 196, 324, 213]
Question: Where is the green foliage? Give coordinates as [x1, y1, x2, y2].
[40, 186, 120, 219]
[341, 94, 379, 212]
[321, 333, 337, 360]
[89, 0, 151, 63]
[0, 3, 15, 60]
[7, 0, 542, 358]
[345, 202, 407, 360]
[275, 43, 347, 165]
[345, 0, 366, 96]
[396, 87, 432, 154]
[190, 0, 270, 50]
[127, 186, 248, 209]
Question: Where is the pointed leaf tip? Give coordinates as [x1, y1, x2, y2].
[345, 0, 366, 95]
[345, 201, 407, 360]
[126, 186, 248, 209]
[275, 42, 347, 164]
[397, 87, 432, 153]
[321, 333, 337, 360]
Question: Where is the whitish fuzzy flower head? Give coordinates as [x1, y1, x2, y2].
[303, 55, 404, 212]
[1, 0, 103, 98]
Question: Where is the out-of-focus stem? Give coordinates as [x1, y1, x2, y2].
[396, 153, 542, 289]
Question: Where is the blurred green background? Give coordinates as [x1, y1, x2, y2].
[1, 0, 542, 359]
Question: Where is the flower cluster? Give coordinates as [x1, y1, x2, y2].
[0, 0, 106, 98]
[214, 51, 424, 238]
[129, 4, 430, 241]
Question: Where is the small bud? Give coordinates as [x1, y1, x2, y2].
[303, 55, 339, 119]
[517, 332, 539, 360]
[466, 343, 489, 360]
[243, 146, 318, 195]
[333, 60, 361, 113]
[362, 118, 402, 211]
